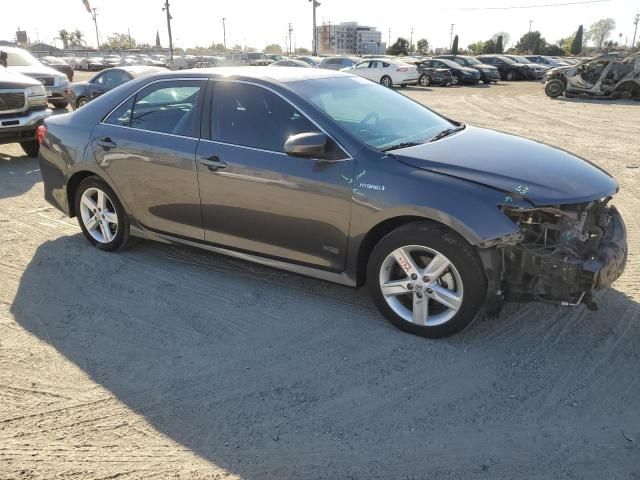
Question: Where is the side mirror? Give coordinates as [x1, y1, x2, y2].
[284, 132, 328, 158]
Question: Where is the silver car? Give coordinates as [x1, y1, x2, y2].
[1, 46, 72, 109]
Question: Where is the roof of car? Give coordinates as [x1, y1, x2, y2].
[161, 66, 347, 83]
[115, 66, 168, 77]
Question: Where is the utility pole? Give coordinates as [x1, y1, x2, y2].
[633, 14, 639, 49]
[388, 27, 391, 47]
[309, 0, 320, 55]
[528, 19, 534, 53]
[288, 23, 293, 56]
[410, 27, 414, 53]
[91, 8, 100, 51]
[128, 28, 132, 49]
[162, 0, 174, 61]
[222, 18, 227, 53]
[449, 24, 455, 52]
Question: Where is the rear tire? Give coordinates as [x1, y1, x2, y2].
[75, 97, 89, 109]
[75, 176, 131, 252]
[367, 221, 486, 338]
[20, 140, 39, 157]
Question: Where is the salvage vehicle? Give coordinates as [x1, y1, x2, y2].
[38, 68, 627, 338]
[420, 58, 481, 84]
[39, 56, 74, 81]
[477, 55, 536, 80]
[416, 64, 454, 87]
[502, 54, 548, 79]
[71, 66, 166, 109]
[0, 55, 51, 156]
[1, 46, 72, 109]
[341, 59, 420, 87]
[544, 52, 640, 99]
[434, 55, 500, 83]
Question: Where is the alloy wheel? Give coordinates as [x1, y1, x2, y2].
[420, 74, 430, 87]
[79, 187, 119, 244]
[378, 245, 463, 327]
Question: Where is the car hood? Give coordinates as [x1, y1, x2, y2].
[456, 66, 478, 74]
[472, 63, 498, 70]
[0, 66, 40, 87]
[392, 126, 617, 206]
[9, 65, 61, 77]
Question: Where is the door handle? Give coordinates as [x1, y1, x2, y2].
[199, 156, 227, 171]
[96, 137, 116, 150]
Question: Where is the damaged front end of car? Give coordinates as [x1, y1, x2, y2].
[484, 197, 627, 312]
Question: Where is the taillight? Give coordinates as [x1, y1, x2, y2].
[396, 67, 409, 72]
[37, 125, 47, 144]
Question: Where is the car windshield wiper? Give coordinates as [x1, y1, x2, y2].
[380, 141, 423, 152]
[428, 124, 466, 142]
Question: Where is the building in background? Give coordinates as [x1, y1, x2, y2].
[316, 22, 385, 55]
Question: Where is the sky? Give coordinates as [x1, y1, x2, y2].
[1, 0, 638, 51]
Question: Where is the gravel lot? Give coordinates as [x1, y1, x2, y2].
[1, 80, 639, 480]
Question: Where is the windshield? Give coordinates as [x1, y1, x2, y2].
[464, 57, 482, 65]
[3, 49, 39, 67]
[508, 55, 530, 64]
[288, 76, 453, 150]
[497, 56, 517, 64]
[437, 59, 459, 69]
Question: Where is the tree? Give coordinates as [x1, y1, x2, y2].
[492, 32, 510, 50]
[571, 25, 583, 54]
[264, 43, 283, 54]
[69, 29, 86, 48]
[451, 35, 459, 55]
[467, 41, 484, 55]
[543, 44, 565, 56]
[155, 31, 161, 48]
[495, 35, 503, 53]
[514, 30, 544, 54]
[482, 39, 496, 54]
[58, 29, 70, 49]
[587, 18, 615, 49]
[386, 37, 410, 56]
[416, 38, 429, 55]
[533, 38, 541, 54]
[294, 47, 311, 55]
[211, 43, 226, 53]
[100, 32, 135, 50]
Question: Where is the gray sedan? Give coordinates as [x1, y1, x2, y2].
[37, 68, 627, 338]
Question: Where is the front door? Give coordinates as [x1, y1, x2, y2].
[195, 80, 355, 271]
[92, 78, 205, 239]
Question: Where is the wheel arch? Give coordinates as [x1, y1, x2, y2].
[66, 170, 101, 217]
[354, 214, 477, 286]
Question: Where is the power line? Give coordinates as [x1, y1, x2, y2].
[447, 0, 610, 11]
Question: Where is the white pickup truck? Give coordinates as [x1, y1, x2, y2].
[0, 54, 51, 157]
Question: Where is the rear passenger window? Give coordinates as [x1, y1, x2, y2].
[212, 82, 320, 153]
[104, 80, 203, 136]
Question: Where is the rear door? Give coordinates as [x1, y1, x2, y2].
[91, 78, 205, 239]
[353, 60, 372, 79]
[195, 80, 355, 271]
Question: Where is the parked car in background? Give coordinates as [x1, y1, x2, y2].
[415, 64, 454, 86]
[295, 56, 322, 67]
[477, 55, 535, 80]
[420, 58, 481, 84]
[0, 46, 72, 108]
[543, 52, 640, 99]
[167, 56, 197, 70]
[341, 58, 419, 87]
[78, 57, 105, 71]
[434, 55, 500, 83]
[102, 55, 122, 68]
[525, 55, 570, 68]
[70, 66, 166, 109]
[0, 62, 50, 157]
[502, 54, 548, 79]
[247, 52, 272, 66]
[320, 56, 362, 71]
[39, 56, 74, 81]
[38, 68, 627, 338]
[269, 59, 311, 68]
[265, 54, 286, 62]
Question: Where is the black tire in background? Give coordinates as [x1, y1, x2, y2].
[74, 176, 132, 252]
[367, 221, 487, 338]
[380, 75, 393, 88]
[52, 101, 69, 109]
[545, 79, 565, 98]
[20, 140, 39, 157]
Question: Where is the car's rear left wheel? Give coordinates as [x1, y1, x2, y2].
[380, 75, 393, 87]
[367, 221, 486, 338]
[75, 176, 131, 251]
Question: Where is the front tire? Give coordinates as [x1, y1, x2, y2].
[419, 74, 431, 87]
[20, 140, 39, 157]
[380, 75, 393, 88]
[545, 79, 564, 98]
[75, 176, 131, 251]
[52, 101, 69, 109]
[367, 222, 486, 338]
[75, 97, 89, 109]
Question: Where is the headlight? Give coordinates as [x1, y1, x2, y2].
[27, 85, 46, 97]
[54, 75, 68, 86]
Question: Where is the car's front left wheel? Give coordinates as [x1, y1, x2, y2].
[367, 221, 486, 338]
[75, 176, 131, 251]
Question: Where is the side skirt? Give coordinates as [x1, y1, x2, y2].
[130, 225, 357, 287]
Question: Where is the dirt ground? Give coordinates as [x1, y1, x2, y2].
[1, 80, 639, 480]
